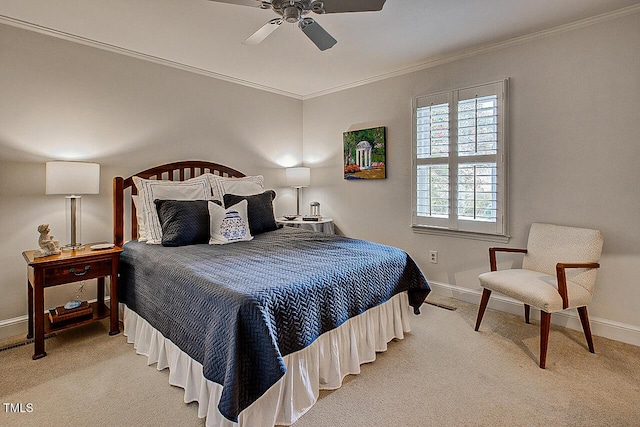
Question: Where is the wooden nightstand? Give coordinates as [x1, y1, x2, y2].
[22, 244, 123, 359]
[276, 217, 335, 234]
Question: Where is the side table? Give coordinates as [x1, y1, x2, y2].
[22, 243, 123, 359]
[276, 217, 335, 234]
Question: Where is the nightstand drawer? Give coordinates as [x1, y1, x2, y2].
[43, 258, 113, 286]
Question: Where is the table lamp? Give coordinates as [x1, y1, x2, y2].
[285, 167, 310, 217]
[46, 161, 100, 250]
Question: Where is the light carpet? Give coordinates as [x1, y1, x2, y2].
[1, 296, 639, 426]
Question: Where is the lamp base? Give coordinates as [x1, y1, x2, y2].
[62, 243, 85, 251]
[64, 196, 84, 252]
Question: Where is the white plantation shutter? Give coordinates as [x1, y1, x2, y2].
[416, 164, 449, 218]
[412, 80, 508, 237]
[457, 163, 497, 221]
[416, 98, 450, 159]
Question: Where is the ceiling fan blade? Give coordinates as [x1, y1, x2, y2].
[243, 18, 282, 45]
[315, 0, 386, 13]
[206, 0, 268, 7]
[299, 18, 337, 51]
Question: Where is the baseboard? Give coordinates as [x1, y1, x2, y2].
[0, 297, 111, 341]
[428, 281, 640, 348]
[0, 315, 29, 341]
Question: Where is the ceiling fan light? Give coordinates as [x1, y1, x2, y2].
[210, 0, 384, 51]
[283, 5, 301, 23]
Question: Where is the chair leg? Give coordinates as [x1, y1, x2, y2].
[539, 312, 552, 369]
[524, 304, 530, 324]
[475, 288, 492, 331]
[577, 306, 595, 353]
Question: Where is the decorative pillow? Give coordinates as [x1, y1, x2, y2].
[223, 190, 278, 236]
[131, 195, 148, 242]
[154, 200, 210, 247]
[207, 174, 264, 201]
[208, 200, 253, 245]
[133, 175, 212, 244]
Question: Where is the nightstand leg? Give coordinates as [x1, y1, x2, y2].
[97, 277, 105, 304]
[33, 275, 46, 359]
[26, 280, 33, 340]
[108, 258, 120, 335]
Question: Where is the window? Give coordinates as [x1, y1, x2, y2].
[412, 80, 508, 238]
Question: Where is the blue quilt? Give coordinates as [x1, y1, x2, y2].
[118, 227, 429, 421]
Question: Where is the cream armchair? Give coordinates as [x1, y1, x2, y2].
[474, 223, 603, 368]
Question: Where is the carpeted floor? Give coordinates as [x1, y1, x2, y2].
[1, 296, 639, 426]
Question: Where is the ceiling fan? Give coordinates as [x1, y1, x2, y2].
[208, 0, 386, 51]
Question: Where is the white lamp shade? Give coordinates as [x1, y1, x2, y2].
[286, 167, 310, 188]
[46, 161, 100, 195]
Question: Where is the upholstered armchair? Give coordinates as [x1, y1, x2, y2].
[474, 223, 603, 368]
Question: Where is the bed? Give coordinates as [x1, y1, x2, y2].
[113, 160, 430, 426]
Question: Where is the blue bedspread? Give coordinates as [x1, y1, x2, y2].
[119, 227, 429, 421]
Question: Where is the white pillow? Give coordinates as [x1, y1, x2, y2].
[131, 195, 148, 242]
[133, 175, 212, 245]
[208, 200, 253, 245]
[207, 174, 264, 201]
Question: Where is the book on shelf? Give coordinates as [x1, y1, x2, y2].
[48, 301, 93, 323]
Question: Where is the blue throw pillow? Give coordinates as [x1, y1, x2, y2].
[154, 199, 211, 246]
[223, 190, 278, 235]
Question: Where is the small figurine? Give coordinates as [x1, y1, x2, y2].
[34, 223, 61, 258]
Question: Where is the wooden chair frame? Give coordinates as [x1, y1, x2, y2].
[475, 246, 600, 368]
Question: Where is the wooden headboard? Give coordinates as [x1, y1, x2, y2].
[113, 160, 245, 247]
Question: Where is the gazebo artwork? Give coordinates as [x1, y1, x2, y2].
[343, 126, 386, 180]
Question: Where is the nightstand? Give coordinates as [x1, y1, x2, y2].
[277, 217, 335, 234]
[22, 244, 123, 359]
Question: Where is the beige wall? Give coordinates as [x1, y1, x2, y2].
[302, 12, 640, 334]
[0, 24, 302, 327]
[1, 11, 639, 343]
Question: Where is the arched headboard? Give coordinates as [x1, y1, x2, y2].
[113, 160, 245, 247]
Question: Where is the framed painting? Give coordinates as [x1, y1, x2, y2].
[343, 126, 386, 180]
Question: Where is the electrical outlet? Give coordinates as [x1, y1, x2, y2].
[429, 250, 438, 264]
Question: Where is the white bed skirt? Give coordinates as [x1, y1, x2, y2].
[121, 292, 412, 427]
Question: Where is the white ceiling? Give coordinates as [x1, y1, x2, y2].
[1, 0, 639, 99]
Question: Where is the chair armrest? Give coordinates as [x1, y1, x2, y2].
[489, 247, 528, 271]
[555, 262, 601, 309]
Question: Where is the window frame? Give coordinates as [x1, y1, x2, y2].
[411, 79, 509, 241]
